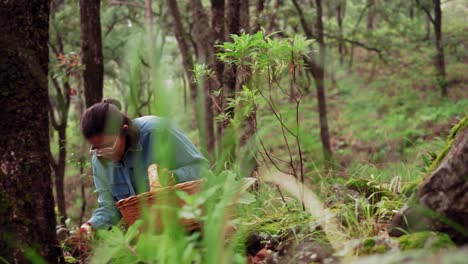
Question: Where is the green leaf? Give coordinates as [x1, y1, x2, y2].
[125, 219, 143, 243]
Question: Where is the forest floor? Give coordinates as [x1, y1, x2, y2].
[233, 50, 468, 263]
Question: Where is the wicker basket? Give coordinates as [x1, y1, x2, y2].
[115, 179, 204, 231]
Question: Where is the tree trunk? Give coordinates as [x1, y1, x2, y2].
[211, 0, 225, 144]
[80, 0, 104, 107]
[224, 0, 241, 122]
[145, 0, 153, 32]
[0, 1, 63, 262]
[167, 0, 198, 105]
[240, 0, 249, 33]
[191, 0, 217, 158]
[336, 0, 346, 65]
[253, 0, 266, 32]
[366, 0, 375, 31]
[267, 0, 282, 34]
[48, 11, 71, 225]
[409, 0, 414, 19]
[292, 0, 332, 162]
[315, 0, 332, 162]
[425, 14, 431, 40]
[432, 0, 447, 96]
[78, 158, 87, 226]
[55, 127, 68, 224]
[390, 120, 468, 244]
[219, 0, 241, 165]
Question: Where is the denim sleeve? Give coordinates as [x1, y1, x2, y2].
[172, 162, 206, 183]
[150, 122, 208, 182]
[88, 163, 121, 229]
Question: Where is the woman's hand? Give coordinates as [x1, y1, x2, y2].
[159, 168, 177, 186]
[78, 222, 93, 236]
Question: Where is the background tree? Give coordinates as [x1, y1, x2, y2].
[48, 3, 79, 224]
[417, 0, 447, 96]
[80, 0, 104, 107]
[292, 0, 333, 163]
[0, 1, 63, 262]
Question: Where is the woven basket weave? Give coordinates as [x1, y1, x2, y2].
[115, 179, 203, 231]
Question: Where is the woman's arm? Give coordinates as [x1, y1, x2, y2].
[88, 163, 121, 229]
[172, 162, 207, 183]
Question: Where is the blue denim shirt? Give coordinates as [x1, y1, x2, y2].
[88, 116, 207, 229]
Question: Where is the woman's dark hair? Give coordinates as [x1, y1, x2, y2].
[80, 98, 132, 139]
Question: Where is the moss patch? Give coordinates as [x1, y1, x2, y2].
[398, 231, 455, 252]
[355, 237, 394, 256]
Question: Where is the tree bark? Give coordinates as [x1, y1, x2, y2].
[314, 0, 332, 162]
[240, 0, 249, 33]
[167, 0, 198, 104]
[336, 0, 346, 65]
[0, 1, 63, 262]
[293, 0, 332, 162]
[191, 0, 217, 158]
[211, 0, 226, 146]
[409, 0, 414, 19]
[432, 0, 447, 96]
[145, 0, 153, 32]
[224, 0, 241, 123]
[390, 120, 468, 244]
[80, 0, 104, 107]
[425, 14, 431, 40]
[253, 0, 265, 32]
[49, 11, 71, 225]
[54, 127, 68, 224]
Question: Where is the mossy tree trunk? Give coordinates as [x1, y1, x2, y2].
[390, 118, 468, 244]
[0, 1, 63, 262]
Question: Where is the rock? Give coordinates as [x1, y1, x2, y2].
[325, 184, 362, 207]
[390, 117, 468, 244]
[246, 232, 270, 257]
[56, 225, 70, 241]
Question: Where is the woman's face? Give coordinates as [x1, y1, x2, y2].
[88, 134, 126, 162]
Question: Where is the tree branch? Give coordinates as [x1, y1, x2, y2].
[292, 0, 313, 38]
[48, 98, 60, 131]
[416, 0, 435, 25]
